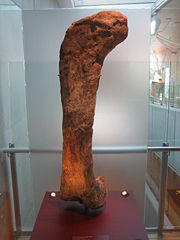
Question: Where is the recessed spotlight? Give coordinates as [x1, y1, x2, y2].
[151, 17, 161, 35]
[50, 192, 56, 198]
[121, 190, 129, 197]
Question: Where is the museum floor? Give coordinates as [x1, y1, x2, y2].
[148, 232, 180, 240]
[15, 232, 180, 240]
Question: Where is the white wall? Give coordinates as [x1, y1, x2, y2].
[22, 8, 150, 221]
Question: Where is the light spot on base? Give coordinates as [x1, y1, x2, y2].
[121, 190, 129, 197]
[50, 192, 56, 197]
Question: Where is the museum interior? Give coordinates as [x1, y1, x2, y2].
[0, 0, 180, 239]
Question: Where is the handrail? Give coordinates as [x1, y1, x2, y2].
[148, 146, 180, 152]
[1, 146, 180, 154]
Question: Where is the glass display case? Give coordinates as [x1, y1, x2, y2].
[0, 0, 180, 239]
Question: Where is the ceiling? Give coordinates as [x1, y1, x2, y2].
[73, 0, 156, 7]
[0, 0, 172, 11]
[0, 0, 14, 4]
[0, 0, 158, 9]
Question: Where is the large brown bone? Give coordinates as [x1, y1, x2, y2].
[59, 11, 128, 209]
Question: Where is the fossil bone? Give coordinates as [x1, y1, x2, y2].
[59, 11, 128, 209]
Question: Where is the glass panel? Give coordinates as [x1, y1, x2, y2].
[94, 153, 147, 217]
[21, 8, 150, 233]
[0, 4, 178, 239]
[166, 151, 180, 227]
[149, 0, 180, 231]
[145, 152, 161, 228]
[146, 152, 180, 229]
[0, 8, 25, 240]
[9, 62, 36, 232]
[0, 153, 14, 240]
[1, 7, 149, 237]
[0, 6, 155, 239]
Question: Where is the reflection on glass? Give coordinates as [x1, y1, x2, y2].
[166, 158, 180, 226]
[145, 152, 160, 228]
[148, 4, 180, 230]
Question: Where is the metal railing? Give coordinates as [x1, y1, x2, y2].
[1, 144, 180, 236]
[1, 145, 180, 154]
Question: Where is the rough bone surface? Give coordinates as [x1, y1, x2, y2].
[59, 11, 128, 209]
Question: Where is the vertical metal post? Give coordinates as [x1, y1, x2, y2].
[158, 142, 169, 235]
[9, 143, 21, 234]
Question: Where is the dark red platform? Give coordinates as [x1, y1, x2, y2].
[30, 191, 148, 240]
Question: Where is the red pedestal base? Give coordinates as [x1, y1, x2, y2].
[30, 191, 148, 240]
